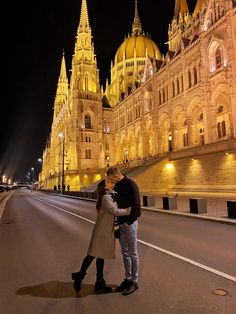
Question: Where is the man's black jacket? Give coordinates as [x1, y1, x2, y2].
[114, 175, 141, 225]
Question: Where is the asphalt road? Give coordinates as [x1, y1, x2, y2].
[0, 189, 235, 314]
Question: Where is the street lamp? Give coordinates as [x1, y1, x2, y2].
[37, 158, 43, 188]
[31, 167, 34, 183]
[125, 149, 128, 163]
[168, 134, 173, 152]
[106, 156, 110, 167]
[58, 133, 65, 192]
[2, 175, 6, 183]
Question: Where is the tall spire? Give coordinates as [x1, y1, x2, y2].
[53, 51, 68, 119]
[193, 0, 206, 17]
[72, 0, 100, 96]
[174, 0, 189, 19]
[79, 0, 89, 32]
[56, 51, 68, 99]
[58, 51, 68, 85]
[132, 1, 142, 35]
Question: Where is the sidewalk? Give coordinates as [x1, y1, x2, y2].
[142, 206, 236, 226]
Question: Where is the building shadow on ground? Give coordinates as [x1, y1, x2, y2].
[16, 280, 118, 298]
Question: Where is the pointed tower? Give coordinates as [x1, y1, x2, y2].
[174, 0, 189, 19]
[66, 0, 103, 185]
[168, 0, 190, 51]
[43, 52, 69, 189]
[193, 0, 206, 17]
[70, 0, 100, 96]
[53, 51, 68, 120]
[132, 0, 142, 35]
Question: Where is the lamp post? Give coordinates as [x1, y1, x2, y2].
[168, 134, 173, 152]
[58, 133, 65, 193]
[37, 158, 43, 188]
[31, 167, 34, 183]
[106, 156, 110, 167]
[27, 172, 30, 185]
[125, 149, 128, 163]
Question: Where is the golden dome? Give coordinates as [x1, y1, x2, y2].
[115, 34, 161, 63]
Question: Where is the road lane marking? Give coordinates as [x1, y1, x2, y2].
[29, 194, 95, 224]
[29, 193, 236, 283]
[138, 239, 236, 283]
[0, 191, 15, 219]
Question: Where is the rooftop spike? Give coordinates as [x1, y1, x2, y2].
[193, 0, 206, 17]
[132, 1, 142, 35]
[174, 0, 189, 19]
[79, 0, 89, 31]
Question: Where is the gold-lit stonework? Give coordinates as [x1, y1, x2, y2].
[40, 0, 236, 197]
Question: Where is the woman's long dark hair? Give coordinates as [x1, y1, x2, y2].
[96, 179, 106, 212]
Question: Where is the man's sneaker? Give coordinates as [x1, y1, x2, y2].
[122, 282, 138, 296]
[115, 279, 133, 292]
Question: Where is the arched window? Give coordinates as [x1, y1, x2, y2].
[183, 133, 188, 147]
[217, 121, 226, 138]
[216, 4, 220, 20]
[159, 91, 162, 104]
[85, 149, 91, 159]
[193, 67, 198, 85]
[199, 128, 204, 145]
[162, 89, 165, 103]
[222, 121, 226, 136]
[85, 115, 92, 129]
[177, 78, 180, 95]
[172, 81, 175, 97]
[188, 70, 192, 88]
[217, 122, 222, 138]
[215, 47, 222, 69]
[85, 75, 88, 91]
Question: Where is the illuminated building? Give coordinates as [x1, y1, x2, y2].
[41, 0, 236, 196]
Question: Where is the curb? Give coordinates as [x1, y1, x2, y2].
[142, 206, 236, 226]
[35, 190, 236, 226]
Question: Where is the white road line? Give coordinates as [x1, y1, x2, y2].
[30, 194, 95, 224]
[29, 193, 236, 283]
[138, 239, 236, 283]
[0, 191, 15, 219]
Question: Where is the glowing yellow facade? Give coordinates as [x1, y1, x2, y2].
[106, 1, 162, 107]
[41, 0, 236, 195]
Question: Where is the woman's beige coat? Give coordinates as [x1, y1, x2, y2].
[87, 192, 130, 259]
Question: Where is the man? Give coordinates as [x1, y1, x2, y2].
[107, 167, 141, 296]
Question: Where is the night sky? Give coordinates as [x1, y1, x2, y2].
[0, 0, 196, 182]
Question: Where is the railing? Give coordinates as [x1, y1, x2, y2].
[169, 137, 236, 160]
[78, 91, 101, 101]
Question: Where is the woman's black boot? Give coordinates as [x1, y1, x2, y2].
[94, 278, 112, 293]
[71, 271, 86, 292]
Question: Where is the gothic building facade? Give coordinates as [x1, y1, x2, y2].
[40, 0, 236, 196]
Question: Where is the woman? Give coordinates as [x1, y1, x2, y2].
[71, 178, 131, 293]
